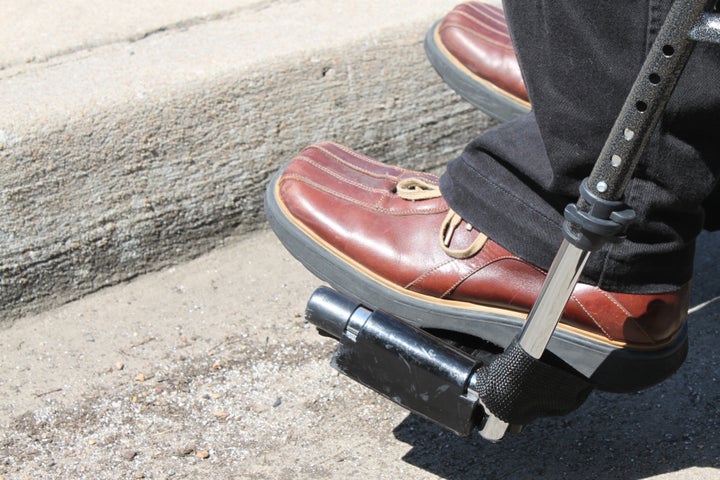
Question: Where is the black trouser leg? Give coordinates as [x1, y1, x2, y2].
[440, 0, 720, 293]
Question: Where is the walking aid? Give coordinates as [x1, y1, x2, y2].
[302, 0, 720, 441]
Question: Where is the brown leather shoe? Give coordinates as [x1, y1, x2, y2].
[425, 1, 530, 122]
[427, 3, 720, 233]
[265, 142, 689, 392]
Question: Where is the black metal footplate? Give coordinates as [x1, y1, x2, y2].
[305, 287, 591, 440]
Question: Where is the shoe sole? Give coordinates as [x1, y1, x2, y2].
[265, 167, 688, 392]
[424, 20, 531, 123]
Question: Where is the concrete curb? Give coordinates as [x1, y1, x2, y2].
[0, 3, 494, 321]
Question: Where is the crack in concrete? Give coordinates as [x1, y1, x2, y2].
[0, 0, 299, 75]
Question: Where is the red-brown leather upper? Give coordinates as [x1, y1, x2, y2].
[438, 2, 529, 102]
[275, 142, 689, 347]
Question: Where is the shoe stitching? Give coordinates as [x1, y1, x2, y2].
[625, 317, 658, 344]
[439, 23, 515, 51]
[402, 249, 636, 342]
[403, 237, 498, 294]
[280, 173, 385, 211]
[280, 174, 448, 216]
[517, 258, 549, 277]
[290, 146, 662, 343]
[291, 159, 443, 211]
[442, 255, 543, 302]
[599, 290, 659, 344]
[441, 258, 497, 298]
[404, 257, 457, 292]
[295, 154, 397, 196]
[454, 7, 507, 34]
[308, 142, 407, 180]
[407, 254, 532, 302]
[567, 296, 614, 341]
[450, 9, 509, 40]
[463, 252, 658, 343]
[276, 156, 676, 347]
[443, 7, 511, 44]
[374, 193, 388, 210]
[309, 143, 403, 180]
[312, 142, 444, 189]
[464, 2, 506, 23]
[460, 2, 507, 29]
[283, 166, 650, 342]
[571, 293, 659, 345]
[447, 255, 622, 341]
[599, 290, 632, 316]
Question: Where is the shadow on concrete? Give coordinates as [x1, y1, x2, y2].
[393, 231, 720, 480]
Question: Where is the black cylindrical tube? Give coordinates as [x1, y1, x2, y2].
[305, 287, 483, 435]
[305, 286, 359, 339]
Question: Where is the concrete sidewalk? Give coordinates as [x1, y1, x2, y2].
[1, 228, 718, 478]
[5, 3, 718, 478]
[1, 0, 496, 321]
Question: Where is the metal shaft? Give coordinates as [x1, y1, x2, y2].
[479, 241, 589, 441]
[481, 0, 715, 441]
[517, 241, 589, 358]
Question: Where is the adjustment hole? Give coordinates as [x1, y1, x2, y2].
[624, 128, 635, 140]
[636, 101, 648, 112]
[662, 45, 674, 57]
[649, 73, 661, 84]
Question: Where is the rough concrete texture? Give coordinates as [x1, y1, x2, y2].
[0, 229, 718, 479]
[2, 0, 260, 68]
[0, 0, 493, 321]
[2, 1, 718, 478]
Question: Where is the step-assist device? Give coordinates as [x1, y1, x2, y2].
[301, 0, 720, 441]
